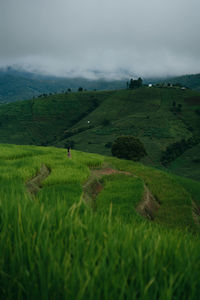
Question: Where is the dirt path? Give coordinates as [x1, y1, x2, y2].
[136, 184, 160, 220]
[92, 167, 131, 178]
[26, 164, 50, 197]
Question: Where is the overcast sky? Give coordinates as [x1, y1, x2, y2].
[0, 0, 200, 79]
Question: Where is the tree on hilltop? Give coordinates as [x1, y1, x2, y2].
[128, 77, 143, 89]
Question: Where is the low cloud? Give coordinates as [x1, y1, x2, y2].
[0, 0, 200, 78]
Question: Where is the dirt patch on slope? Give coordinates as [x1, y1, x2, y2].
[26, 164, 50, 197]
[136, 184, 160, 220]
[82, 167, 131, 209]
[92, 167, 132, 177]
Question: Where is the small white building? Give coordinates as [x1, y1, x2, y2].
[148, 84, 152, 88]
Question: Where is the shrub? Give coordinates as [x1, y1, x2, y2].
[104, 142, 112, 149]
[195, 109, 200, 116]
[102, 119, 111, 126]
[111, 136, 147, 161]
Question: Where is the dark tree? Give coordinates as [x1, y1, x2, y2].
[102, 119, 111, 126]
[104, 142, 112, 149]
[138, 77, 143, 87]
[111, 136, 147, 161]
[129, 78, 134, 89]
[78, 87, 83, 92]
[128, 77, 143, 89]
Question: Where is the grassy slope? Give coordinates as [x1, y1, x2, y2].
[168, 143, 200, 180]
[0, 87, 199, 179]
[0, 91, 113, 145]
[0, 143, 200, 299]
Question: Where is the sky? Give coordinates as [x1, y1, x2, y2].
[0, 0, 200, 79]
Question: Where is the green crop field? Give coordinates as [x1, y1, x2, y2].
[1, 143, 200, 299]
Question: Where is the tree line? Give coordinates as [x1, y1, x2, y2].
[127, 78, 143, 89]
[161, 136, 200, 166]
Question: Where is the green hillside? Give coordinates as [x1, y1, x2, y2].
[0, 143, 200, 299]
[167, 73, 200, 91]
[0, 91, 113, 145]
[167, 143, 200, 180]
[0, 86, 199, 180]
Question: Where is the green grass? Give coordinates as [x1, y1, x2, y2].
[0, 144, 200, 299]
[96, 175, 144, 222]
[108, 157, 196, 231]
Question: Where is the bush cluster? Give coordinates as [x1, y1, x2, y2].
[161, 136, 200, 166]
[111, 136, 147, 161]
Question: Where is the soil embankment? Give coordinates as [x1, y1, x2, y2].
[26, 164, 50, 196]
[83, 165, 160, 220]
[192, 201, 200, 226]
[82, 166, 131, 209]
[136, 184, 160, 220]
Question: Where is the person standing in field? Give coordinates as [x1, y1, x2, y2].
[65, 141, 73, 158]
[67, 146, 71, 158]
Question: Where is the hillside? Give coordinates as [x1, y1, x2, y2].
[0, 143, 200, 299]
[0, 68, 126, 103]
[0, 87, 200, 180]
[164, 73, 200, 91]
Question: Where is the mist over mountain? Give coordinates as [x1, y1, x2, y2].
[1, 66, 200, 103]
[1, 0, 200, 78]
[0, 67, 130, 103]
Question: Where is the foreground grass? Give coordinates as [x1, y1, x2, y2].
[0, 144, 200, 299]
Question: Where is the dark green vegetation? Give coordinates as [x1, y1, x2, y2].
[111, 135, 147, 161]
[168, 143, 200, 181]
[166, 73, 200, 91]
[1, 143, 200, 299]
[0, 86, 200, 180]
[128, 77, 143, 89]
[0, 68, 126, 103]
[161, 136, 200, 166]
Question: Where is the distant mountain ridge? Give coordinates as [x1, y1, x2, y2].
[166, 73, 200, 91]
[1, 67, 200, 103]
[0, 67, 127, 103]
